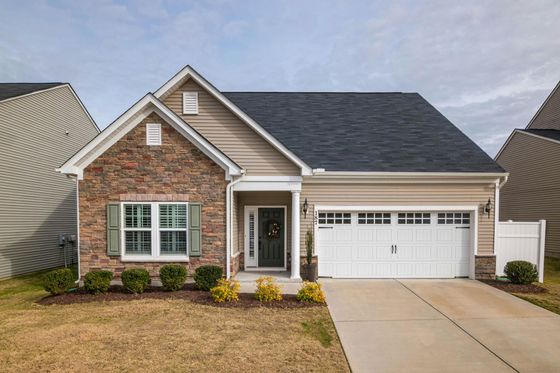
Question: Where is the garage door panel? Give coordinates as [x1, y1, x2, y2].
[317, 210, 471, 278]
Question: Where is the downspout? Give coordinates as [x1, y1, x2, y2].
[226, 170, 245, 279]
[493, 175, 509, 255]
[75, 176, 81, 284]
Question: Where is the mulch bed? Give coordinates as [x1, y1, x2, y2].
[37, 284, 324, 309]
[481, 279, 547, 294]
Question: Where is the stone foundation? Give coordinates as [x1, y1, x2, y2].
[475, 255, 496, 280]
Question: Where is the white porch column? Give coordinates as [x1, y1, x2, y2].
[291, 191, 301, 279]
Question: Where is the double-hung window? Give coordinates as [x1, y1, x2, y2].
[122, 202, 188, 260]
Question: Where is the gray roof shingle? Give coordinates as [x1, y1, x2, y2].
[0, 83, 64, 102]
[522, 129, 560, 142]
[223, 92, 504, 173]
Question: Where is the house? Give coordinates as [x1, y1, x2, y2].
[0, 83, 99, 279]
[496, 81, 560, 258]
[58, 66, 507, 281]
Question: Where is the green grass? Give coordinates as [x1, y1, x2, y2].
[302, 318, 334, 347]
[511, 257, 560, 315]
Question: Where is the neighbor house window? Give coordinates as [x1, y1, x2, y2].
[122, 202, 188, 259]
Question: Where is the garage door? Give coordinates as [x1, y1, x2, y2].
[317, 211, 471, 278]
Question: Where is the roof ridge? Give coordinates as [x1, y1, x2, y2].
[0, 82, 65, 85]
[223, 91, 409, 94]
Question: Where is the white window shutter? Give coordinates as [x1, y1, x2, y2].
[146, 123, 162, 145]
[182, 92, 198, 114]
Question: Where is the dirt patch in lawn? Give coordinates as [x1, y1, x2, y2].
[37, 284, 324, 308]
[481, 279, 547, 294]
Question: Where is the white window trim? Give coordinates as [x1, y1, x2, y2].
[120, 202, 189, 262]
[182, 91, 199, 114]
[146, 123, 162, 145]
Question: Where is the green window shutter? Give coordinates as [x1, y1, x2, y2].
[189, 203, 202, 257]
[107, 203, 121, 256]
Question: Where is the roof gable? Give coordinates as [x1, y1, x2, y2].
[526, 81, 560, 131]
[57, 94, 242, 179]
[154, 65, 312, 175]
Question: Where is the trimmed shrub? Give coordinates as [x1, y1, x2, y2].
[121, 268, 151, 294]
[255, 276, 282, 302]
[84, 270, 113, 294]
[43, 268, 74, 295]
[504, 260, 538, 285]
[194, 265, 223, 291]
[159, 264, 187, 291]
[210, 279, 240, 303]
[296, 281, 326, 303]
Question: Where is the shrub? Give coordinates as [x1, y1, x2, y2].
[504, 260, 538, 285]
[159, 264, 187, 291]
[121, 268, 151, 294]
[255, 276, 282, 302]
[296, 281, 326, 303]
[210, 279, 240, 303]
[84, 270, 113, 294]
[43, 268, 75, 295]
[194, 265, 223, 291]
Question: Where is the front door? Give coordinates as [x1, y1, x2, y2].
[258, 208, 285, 267]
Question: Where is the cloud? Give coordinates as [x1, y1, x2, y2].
[0, 0, 559, 156]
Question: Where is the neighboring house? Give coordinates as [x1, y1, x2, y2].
[0, 83, 99, 279]
[58, 66, 506, 281]
[496, 81, 560, 258]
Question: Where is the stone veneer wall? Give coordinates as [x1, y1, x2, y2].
[79, 113, 228, 278]
[475, 255, 496, 280]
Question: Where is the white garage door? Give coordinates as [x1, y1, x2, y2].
[317, 211, 471, 278]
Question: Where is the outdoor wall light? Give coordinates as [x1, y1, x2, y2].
[484, 198, 492, 217]
[302, 198, 309, 218]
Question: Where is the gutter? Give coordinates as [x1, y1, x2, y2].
[225, 171, 245, 279]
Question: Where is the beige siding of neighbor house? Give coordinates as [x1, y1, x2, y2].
[163, 79, 300, 176]
[298, 182, 496, 257]
[528, 82, 560, 130]
[0, 86, 99, 279]
[497, 132, 560, 257]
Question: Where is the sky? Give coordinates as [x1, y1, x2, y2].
[1, 0, 559, 157]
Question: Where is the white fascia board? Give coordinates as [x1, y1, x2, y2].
[233, 180, 302, 192]
[305, 171, 508, 184]
[57, 94, 242, 179]
[314, 205, 479, 212]
[154, 65, 312, 175]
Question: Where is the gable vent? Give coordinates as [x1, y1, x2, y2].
[146, 123, 162, 145]
[182, 92, 199, 114]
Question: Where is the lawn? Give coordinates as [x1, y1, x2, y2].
[0, 272, 349, 373]
[512, 257, 560, 315]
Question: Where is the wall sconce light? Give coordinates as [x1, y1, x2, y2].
[302, 198, 309, 218]
[484, 198, 492, 218]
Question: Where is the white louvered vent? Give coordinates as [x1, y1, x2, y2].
[146, 123, 162, 145]
[182, 92, 198, 114]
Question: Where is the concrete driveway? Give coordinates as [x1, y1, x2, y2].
[321, 279, 560, 373]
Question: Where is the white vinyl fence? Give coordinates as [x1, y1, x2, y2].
[495, 220, 546, 282]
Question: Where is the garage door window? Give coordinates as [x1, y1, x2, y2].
[358, 212, 391, 224]
[318, 212, 351, 224]
[438, 212, 470, 225]
[398, 212, 430, 225]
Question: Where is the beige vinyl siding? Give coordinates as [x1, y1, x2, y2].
[163, 79, 300, 176]
[497, 132, 560, 257]
[0, 86, 98, 279]
[236, 191, 292, 261]
[299, 182, 496, 256]
[528, 83, 560, 130]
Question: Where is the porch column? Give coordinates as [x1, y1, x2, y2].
[291, 191, 301, 279]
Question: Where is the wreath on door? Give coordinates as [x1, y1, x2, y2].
[266, 220, 281, 240]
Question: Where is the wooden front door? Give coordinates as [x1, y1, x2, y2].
[258, 208, 285, 267]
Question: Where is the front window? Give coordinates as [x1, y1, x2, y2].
[122, 202, 188, 259]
